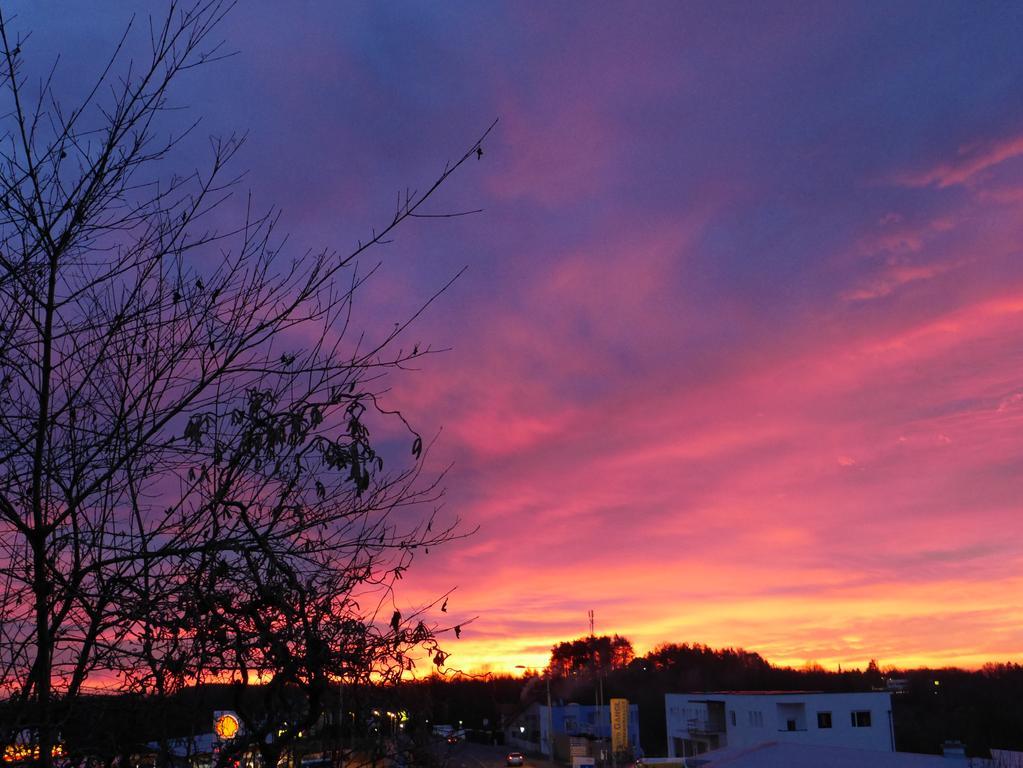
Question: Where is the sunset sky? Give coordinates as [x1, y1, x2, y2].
[21, 2, 1023, 674]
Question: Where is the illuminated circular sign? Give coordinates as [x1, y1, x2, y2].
[214, 713, 241, 740]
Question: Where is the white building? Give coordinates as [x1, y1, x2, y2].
[665, 691, 894, 759]
[691, 741, 990, 768]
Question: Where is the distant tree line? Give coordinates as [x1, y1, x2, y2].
[5, 633, 1020, 762]
[412, 636, 1023, 760]
[547, 634, 635, 676]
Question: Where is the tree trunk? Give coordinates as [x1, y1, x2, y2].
[30, 254, 59, 768]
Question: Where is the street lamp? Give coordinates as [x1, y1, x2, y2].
[336, 671, 347, 768]
[516, 665, 553, 759]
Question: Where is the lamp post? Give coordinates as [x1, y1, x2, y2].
[515, 666, 553, 760]
[337, 673, 344, 768]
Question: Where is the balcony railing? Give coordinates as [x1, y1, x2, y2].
[687, 718, 724, 735]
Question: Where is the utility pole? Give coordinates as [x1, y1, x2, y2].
[337, 675, 344, 768]
[589, 609, 605, 768]
[516, 665, 554, 760]
[546, 674, 554, 761]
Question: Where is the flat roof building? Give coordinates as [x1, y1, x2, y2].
[688, 740, 989, 768]
[507, 701, 641, 759]
[665, 691, 893, 760]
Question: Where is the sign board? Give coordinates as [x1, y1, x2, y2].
[610, 698, 629, 753]
[214, 711, 242, 742]
[572, 758, 595, 768]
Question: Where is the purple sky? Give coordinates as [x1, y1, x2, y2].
[18, 1, 1023, 672]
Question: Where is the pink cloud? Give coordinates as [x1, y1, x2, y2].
[357, 76, 1023, 679]
[894, 132, 1023, 188]
[395, 262, 1023, 672]
[840, 215, 963, 301]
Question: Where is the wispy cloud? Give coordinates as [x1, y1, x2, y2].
[894, 133, 1023, 189]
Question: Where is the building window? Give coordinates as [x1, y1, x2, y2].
[817, 712, 832, 729]
[851, 711, 872, 728]
[729, 711, 736, 727]
[747, 711, 763, 727]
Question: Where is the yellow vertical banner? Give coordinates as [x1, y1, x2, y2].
[610, 698, 628, 753]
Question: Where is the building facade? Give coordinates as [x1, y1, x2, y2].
[507, 702, 641, 758]
[664, 691, 894, 759]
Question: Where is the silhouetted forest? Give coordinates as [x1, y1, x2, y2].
[4, 639, 1020, 761]
[412, 638, 1023, 759]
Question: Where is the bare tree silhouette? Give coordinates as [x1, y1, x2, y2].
[0, 3, 491, 765]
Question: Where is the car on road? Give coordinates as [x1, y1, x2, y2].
[446, 735, 459, 745]
[506, 752, 524, 766]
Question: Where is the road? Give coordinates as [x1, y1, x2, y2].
[440, 741, 558, 768]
